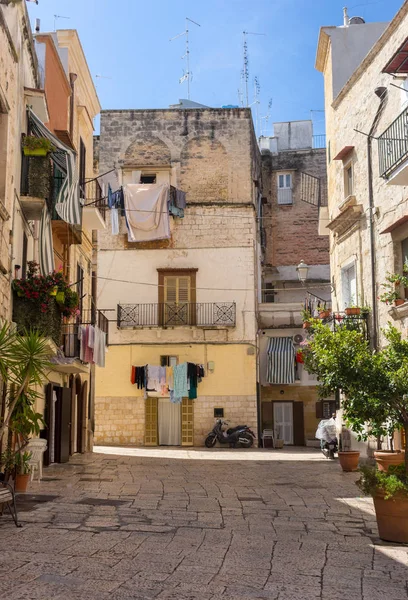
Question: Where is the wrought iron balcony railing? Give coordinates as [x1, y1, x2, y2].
[117, 302, 236, 328]
[322, 311, 369, 341]
[378, 106, 408, 178]
[62, 309, 109, 359]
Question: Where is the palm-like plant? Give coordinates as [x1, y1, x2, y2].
[0, 324, 52, 473]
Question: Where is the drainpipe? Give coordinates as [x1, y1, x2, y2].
[69, 73, 77, 140]
[367, 86, 387, 351]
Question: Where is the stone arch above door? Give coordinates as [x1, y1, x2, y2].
[180, 137, 229, 203]
[123, 136, 172, 167]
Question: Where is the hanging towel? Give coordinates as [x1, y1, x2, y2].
[131, 366, 136, 385]
[93, 326, 106, 368]
[266, 337, 295, 384]
[175, 189, 187, 209]
[124, 183, 170, 243]
[111, 207, 119, 235]
[147, 365, 161, 392]
[187, 362, 198, 400]
[173, 363, 188, 402]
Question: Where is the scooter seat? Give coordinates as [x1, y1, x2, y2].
[226, 425, 247, 435]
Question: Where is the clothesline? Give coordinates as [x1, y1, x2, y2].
[131, 363, 205, 403]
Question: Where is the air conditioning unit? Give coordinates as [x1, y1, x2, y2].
[293, 333, 305, 345]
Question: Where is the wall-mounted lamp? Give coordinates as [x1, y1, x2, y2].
[296, 260, 309, 283]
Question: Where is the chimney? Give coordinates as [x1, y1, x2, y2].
[343, 6, 350, 27]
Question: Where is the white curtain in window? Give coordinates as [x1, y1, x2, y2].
[158, 398, 181, 445]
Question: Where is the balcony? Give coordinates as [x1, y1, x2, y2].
[81, 179, 106, 232]
[20, 153, 50, 220]
[117, 302, 236, 328]
[62, 309, 109, 359]
[49, 168, 82, 244]
[277, 188, 293, 205]
[378, 106, 408, 183]
[324, 311, 369, 341]
[312, 134, 326, 149]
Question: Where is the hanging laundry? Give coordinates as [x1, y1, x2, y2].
[173, 362, 188, 402]
[146, 365, 162, 392]
[187, 362, 198, 400]
[93, 326, 106, 368]
[175, 189, 187, 209]
[124, 183, 170, 243]
[131, 366, 136, 385]
[169, 186, 185, 218]
[111, 206, 119, 235]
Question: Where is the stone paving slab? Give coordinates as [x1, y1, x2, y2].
[0, 447, 407, 600]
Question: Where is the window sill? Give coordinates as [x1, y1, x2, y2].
[388, 301, 408, 320]
[338, 195, 356, 212]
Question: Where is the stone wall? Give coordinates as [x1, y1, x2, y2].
[262, 148, 329, 268]
[94, 394, 258, 447]
[320, 5, 408, 344]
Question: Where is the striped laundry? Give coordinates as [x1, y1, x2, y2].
[28, 109, 81, 225]
[266, 337, 295, 384]
[39, 205, 55, 275]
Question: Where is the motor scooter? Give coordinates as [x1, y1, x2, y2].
[205, 419, 256, 448]
[315, 417, 338, 459]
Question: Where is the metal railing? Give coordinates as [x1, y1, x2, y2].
[117, 302, 236, 328]
[324, 311, 369, 340]
[62, 309, 110, 359]
[378, 106, 408, 178]
[313, 134, 326, 149]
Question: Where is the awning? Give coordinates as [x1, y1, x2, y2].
[380, 215, 408, 234]
[266, 337, 295, 384]
[383, 37, 408, 74]
[334, 146, 354, 161]
[28, 109, 81, 225]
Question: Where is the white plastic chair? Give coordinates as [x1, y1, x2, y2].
[26, 439, 47, 482]
[262, 429, 275, 448]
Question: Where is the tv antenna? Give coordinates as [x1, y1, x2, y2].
[170, 17, 201, 100]
[260, 98, 273, 137]
[54, 14, 70, 31]
[241, 31, 265, 107]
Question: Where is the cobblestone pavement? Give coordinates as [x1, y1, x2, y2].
[1, 447, 408, 600]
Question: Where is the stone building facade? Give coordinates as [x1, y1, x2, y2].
[316, 4, 408, 453]
[258, 121, 331, 446]
[0, 2, 41, 322]
[94, 107, 261, 446]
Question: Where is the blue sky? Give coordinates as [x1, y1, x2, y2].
[28, 0, 404, 136]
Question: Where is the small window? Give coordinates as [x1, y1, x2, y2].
[141, 174, 156, 184]
[344, 163, 353, 197]
[214, 408, 224, 418]
[160, 355, 178, 367]
[262, 282, 275, 303]
[341, 263, 357, 309]
[277, 172, 293, 205]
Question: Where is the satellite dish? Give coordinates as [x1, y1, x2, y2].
[350, 16, 365, 25]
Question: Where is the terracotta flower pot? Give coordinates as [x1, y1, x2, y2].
[373, 492, 408, 544]
[338, 450, 360, 472]
[15, 473, 30, 493]
[303, 322, 310, 329]
[319, 310, 331, 319]
[345, 307, 361, 316]
[394, 299, 405, 307]
[374, 450, 404, 472]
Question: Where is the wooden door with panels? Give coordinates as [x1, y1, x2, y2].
[181, 398, 194, 446]
[158, 269, 197, 326]
[145, 397, 158, 446]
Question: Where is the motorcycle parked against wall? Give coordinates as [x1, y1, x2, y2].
[205, 419, 256, 448]
[315, 417, 338, 459]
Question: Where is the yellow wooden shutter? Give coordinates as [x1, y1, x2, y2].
[181, 398, 194, 446]
[402, 427, 406, 450]
[164, 276, 191, 303]
[145, 398, 158, 446]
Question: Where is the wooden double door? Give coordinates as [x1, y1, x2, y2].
[145, 397, 194, 446]
[262, 400, 305, 446]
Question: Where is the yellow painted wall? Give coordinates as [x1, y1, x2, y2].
[261, 385, 320, 442]
[96, 343, 257, 398]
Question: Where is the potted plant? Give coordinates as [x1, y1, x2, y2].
[301, 307, 312, 329]
[303, 322, 408, 543]
[22, 136, 55, 157]
[14, 452, 32, 493]
[345, 302, 361, 316]
[380, 272, 408, 306]
[274, 425, 284, 449]
[0, 324, 51, 492]
[318, 303, 331, 319]
[357, 465, 408, 544]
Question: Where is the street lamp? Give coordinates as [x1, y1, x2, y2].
[296, 260, 309, 284]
